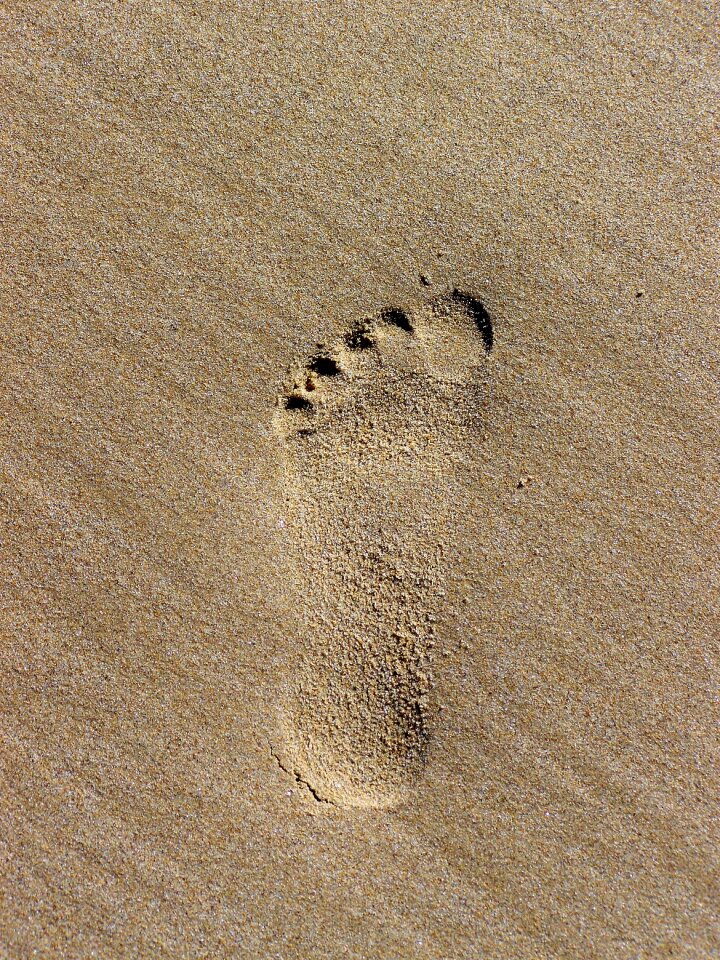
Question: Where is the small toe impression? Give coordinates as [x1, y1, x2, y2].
[309, 354, 343, 377]
[284, 393, 313, 411]
[380, 307, 414, 333]
[345, 322, 376, 351]
[280, 349, 348, 422]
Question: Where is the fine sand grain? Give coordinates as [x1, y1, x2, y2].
[1, 1, 718, 958]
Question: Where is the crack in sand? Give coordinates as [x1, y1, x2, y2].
[269, 745, 335, 806]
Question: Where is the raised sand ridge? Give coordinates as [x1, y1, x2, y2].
[274, 290, 494, 808]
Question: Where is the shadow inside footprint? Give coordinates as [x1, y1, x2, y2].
[381, 307, 414, 332]
[451, 289, 493, 352]
[309, 355, 342, 377]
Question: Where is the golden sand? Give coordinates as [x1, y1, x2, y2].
[1, 1, 718, 956]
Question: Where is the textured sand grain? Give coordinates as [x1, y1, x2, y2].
[1, 1, 718, 958]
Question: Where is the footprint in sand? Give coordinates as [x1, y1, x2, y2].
[273, 289, 494, 809]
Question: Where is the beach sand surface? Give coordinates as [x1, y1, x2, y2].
[1, 2, 718, 957]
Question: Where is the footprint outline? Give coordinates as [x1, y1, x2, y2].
[273, 288, 493, 809]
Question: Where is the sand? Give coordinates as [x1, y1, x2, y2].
[1, 1, 718, 957]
